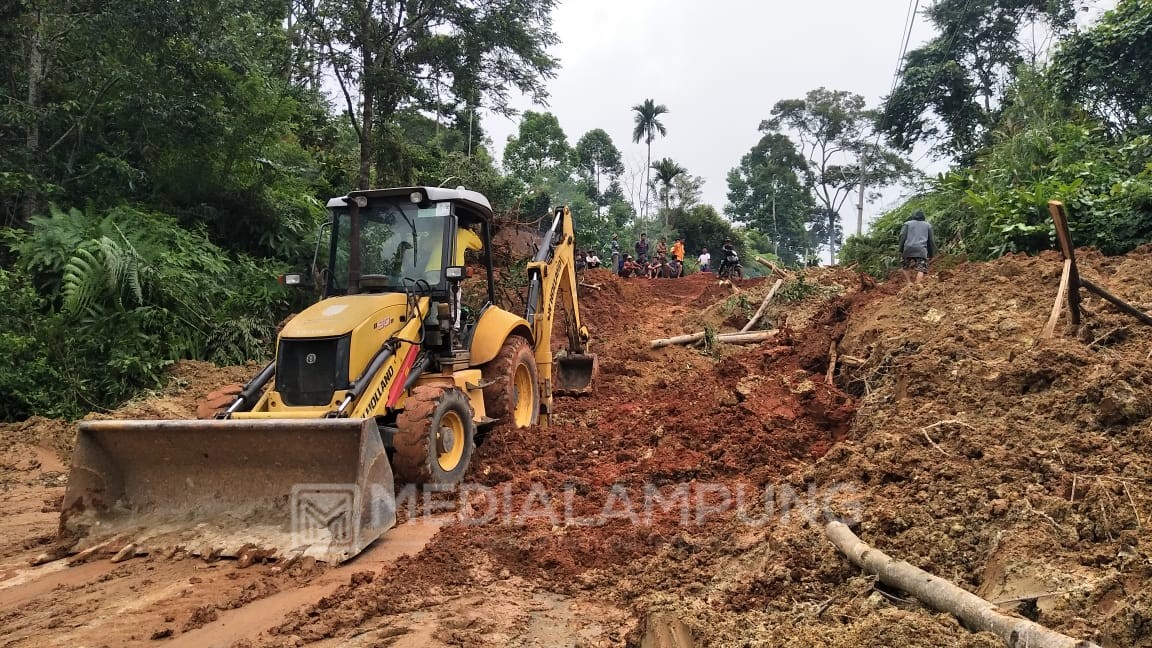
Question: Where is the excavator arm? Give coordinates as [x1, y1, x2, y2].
[525, 206, 597, 423]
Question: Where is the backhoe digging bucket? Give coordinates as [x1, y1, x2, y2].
[60, 418, 396, 564]
[554, 353, 598, 395]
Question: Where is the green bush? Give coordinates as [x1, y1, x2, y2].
[1, 204, 294, 421]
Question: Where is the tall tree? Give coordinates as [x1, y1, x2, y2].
[574, 129, 624, 205]
[631, 99, 669, 222]
[650, 157, 686, 218]
[726, 132, 814, 265]
[880, 0, 1076, 159]
[0, 0, 337, 257]
[502, 111, 572, 185]
[1051, 0, 1152, 131]
[301, 0, 560, 189]
[764, 88, 912, 264]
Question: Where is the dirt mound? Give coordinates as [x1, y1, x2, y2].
[93, 360, 259, 424]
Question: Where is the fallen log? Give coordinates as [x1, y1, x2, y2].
[741, 279, 785, 333]
[1080, 278, 1152, 327]
[825, 521, 1100, 648]
[650, 330, 777, 349]
[754, 256, 794, 279]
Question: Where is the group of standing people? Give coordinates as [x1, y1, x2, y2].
[593, 232, 719, 279]
[578, 209, 935, 285]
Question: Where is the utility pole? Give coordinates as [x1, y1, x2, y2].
[856, 154, 866, 236]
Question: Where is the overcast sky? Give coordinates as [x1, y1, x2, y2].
[479, 0, 1117, 231]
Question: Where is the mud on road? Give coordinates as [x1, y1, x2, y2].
[2, 254, 1152, 647]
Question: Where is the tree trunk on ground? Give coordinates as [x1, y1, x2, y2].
[824, 521, 1100, 648]
[741, 279, 784, 333]
[650, 330, 776, 349]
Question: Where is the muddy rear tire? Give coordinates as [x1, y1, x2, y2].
[393, 385, 476, 486]
[481, 336, 540, 427]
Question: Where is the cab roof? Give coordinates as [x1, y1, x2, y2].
[325, 186, 494, 221]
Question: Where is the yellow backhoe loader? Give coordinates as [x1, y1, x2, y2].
[60, 187, 596, 563]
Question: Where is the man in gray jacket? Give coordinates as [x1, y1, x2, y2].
[899, 210, 936, 285]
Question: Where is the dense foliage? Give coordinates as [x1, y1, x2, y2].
[843, 0, 1152, 277]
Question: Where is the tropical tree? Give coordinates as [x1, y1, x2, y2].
[726, 132, 815, 265]
[880, 0, 1076, 159]
[1051, 0, 1152, 131]
[502, 111, 572, 185]
[574, 129, 624, 205]
[298, 0, 560, 189]
[764, 88, 913, 263]
[631, 99, 669, 221]
[650, 158, 686, 218]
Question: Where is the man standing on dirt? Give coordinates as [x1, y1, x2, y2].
[671, 237, 685, 276]
[697, 247, 711, 273]
[635, 233, 650, 264]
[610, 234, 621, 273]
[899, 210, 936, 285]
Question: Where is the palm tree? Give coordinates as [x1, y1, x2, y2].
[631, 99, 669, 223]
[650, 158, 686, 223]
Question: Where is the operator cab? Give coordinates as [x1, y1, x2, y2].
[319, 187, 497, 353]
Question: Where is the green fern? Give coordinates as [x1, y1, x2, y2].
[61, 245, 107, 313]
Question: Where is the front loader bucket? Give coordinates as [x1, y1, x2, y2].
[554, 353, 598, 395]
[60, 418, 395, 564]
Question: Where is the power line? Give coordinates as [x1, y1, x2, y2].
[889, 0, 922, 97]
[859, 0, 921, 235]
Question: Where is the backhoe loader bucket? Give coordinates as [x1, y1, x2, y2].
[60, 418, 396, 564]
[554, 353, 598, 395]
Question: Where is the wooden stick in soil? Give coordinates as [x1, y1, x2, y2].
[1042, 258, 1073, 339]
[825, 339, 838, 384]
[824, 521, 1100, 648]
[650, 330, 776, 349]
[741, 279, 785, 333]
[1047, 201, 1082, 327]
[1080, 278, 1152, 327]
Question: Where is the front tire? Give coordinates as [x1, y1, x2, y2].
[393, 386, 476, 486]
[481, 336, 540, 427]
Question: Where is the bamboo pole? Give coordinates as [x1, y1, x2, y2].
[1041, 259, 1073, 339]
[825, 522, 1100, 648]
[741, 279, 785, 333]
